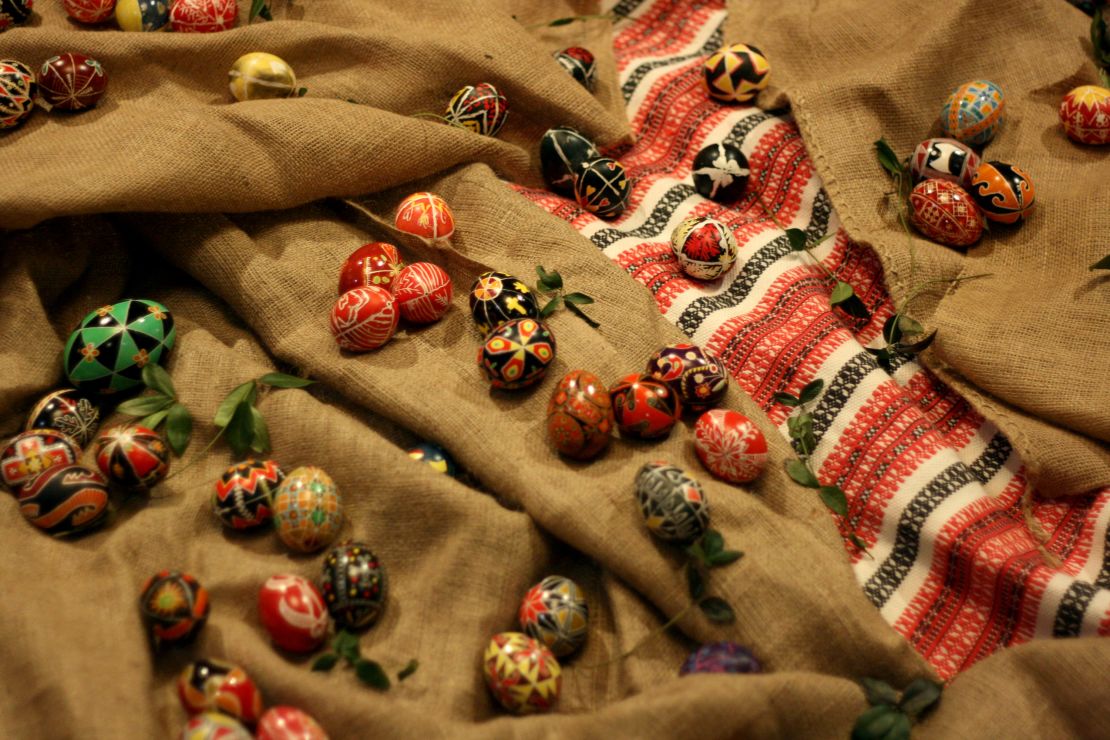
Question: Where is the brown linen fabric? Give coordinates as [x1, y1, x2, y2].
[727, 0, 1110, 497]
[0, 1, 1108, 738]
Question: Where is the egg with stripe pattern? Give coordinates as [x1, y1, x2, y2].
[393, 262, 453, 324]
[394, 192, 455, 240]
[228, 52, 296, 102]
[940, 80, 1005, 147]
[94, 425, 170, 491]
[908, 179, 983, 247]
[213, 459, 283, 530]
[574, 158, 630, 219]
[444, 82, 508, 137]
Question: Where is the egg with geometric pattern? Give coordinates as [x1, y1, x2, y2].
[213, 459, 284, 530]
[478, 317, 556, 390]
[1059, 85, 1110, 145]
[64, 299, 175, 396]
[703, 43, 770, 103]
[1, 430, 81, 494]
[139, 570, 209, 650]
[469, 271, 539, 335]
[634, 461, 709, 543]
[272, 466, 343, 553]
[940, 79, 1005, 147]
[0, 58, 34, 129]
[908, 179, 983, 247]
[574, 157, 630, 219]
[518, 575, 589, 657]
[444, 82, 508, 137]
[319, 541, 386, 630]
[25, 388, 100, 448]
[693, 409, 768, 483]
[94, 425, 170, 491]
[645, 343, 728, 413]
[482, 632, 562, 715]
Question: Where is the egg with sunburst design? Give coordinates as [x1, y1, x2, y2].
[394, 192, 455, 241]
[483, 632, 562, 715]
[63, 299, 174, 395]
[635, 462, 709, 543]
[469, 271, 539, 335]
[139, 570, 209, 650]
[272, 466, 342, 553]
[1059, 85, 1110, 145]
[444, 82, 508, 137]
[94, 425, 170, 491]
[478, 318, 556, 390]
[609, 374, 681, 439]
[703, 43, 770, 103]
[519, 576, 589, 657]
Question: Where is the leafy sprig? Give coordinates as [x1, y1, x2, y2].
[684, 529, 743, 624]
[535, 265, 600, 328]
[777, 380, 869, 553]
[1091, 255, 1110, 271]
[117, 365, 193, 456]
[311, 630, 417, 690]
[249, 0, 272, 22]
[519, 12, 618, 30]
[852, 677, 943, 740]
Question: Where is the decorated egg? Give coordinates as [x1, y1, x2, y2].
[679, 642, 762, 676]
[63, 299, 175, 395]
[320, 541, 386, 630]
[25, 388, 100, 447]
[671, 216, 738, 280]
[540, 127, 600, 196]
[407, 442, 457, 476]
[940, 80, 1005, 146]
[482, 632, 562, 715]
[272, 466, 342, 553]
[393, 262, 453, 324]
[0, 59, 34, 129]
[635, 461, 709, 542]
[468, 271, 539, 334]
[1059, 85, 1110, 145]
[337, 242, 403, 294]
[18, 464, 110, 536]
[178, 659, 264, 725]
[694, 409, 768, 483]
[609, 373, 681, 439]
[256, 707, 329, 740]
[574, 157, 630, 219]
[170, 0, 236, 32]
[1, 430, 81, 493]
[0, 0, 32, 31]
[553, 47, 596, 90]
[394, 192, 455, 240]
[646, 343, 728, 412]
[969, 160, 1035, 224]
[139, 570, 209, 650]
[910, 138, 981, 190]
[518, 575, 588, 657]
[546, 369, 614, 460]
[39, 53, 108, 111]
[478, 317, 556, 390]
[228, 52, 296, 102]
[692, 142, 750, 202]
[444, 82, 508, 137]
[213, 459, 284, 530]
[258, 574, 329, 653]
[703, 43, 770, 103]
[908, 179, 983, 247]
[94, 425, 170, 490]
[330, 286, 399, 352]
[115, 0, 168, 31]
[181, 712, 252, 740]
[63, 0, 116, 23]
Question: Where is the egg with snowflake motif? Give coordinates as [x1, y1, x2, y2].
[693, 409, 767, 483]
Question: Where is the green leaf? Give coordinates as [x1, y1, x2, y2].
[214, 381, 256, 428]
[548, 16, 575, 26]
[860, 677, 900, 707]
[142, 363, 176, 399]
[707, 549, 744, 567]
[140, 409, 170, 430]
[785, 459, 820, 488]
[1100, 68, 1110, 90]
[355, 659, 391, 690]
[225, 402, 255, 457]
[296, 87, 308, 97]
[852, 705, 906, 740]
[785, 228, 808, 252]
[116, 394, 174, 417]
[1090, 255, 1110, 271]
[539, 296, 563, 318]
[249, 0, 266, 21]
[882, 315, 903, 345]
[165, 403, 193, 457]
[787, 413, 813, 445]
[685, 540, 708, 568]
[798, 379, 824, 405]
[829, 281, 855, 306]
[535, 265, 563, 291]
[249, 406, 270, 454]
[836, 292, 872, 321]
[849, 533, 870, 551]
[697, 597, 736, 624]
[800, 430, 817, 458]
[565, 301, 600, 328]
[874, 138, 906, 178]
[397, 659, 419, 681]
[563, 292, 594, 306]
[686, 560, 706, 601]
[701, 529, 724, 557]
[311, 653, 340, 672]
[333, 630, 361, 664]
[258, 372, 315, 388]
[258, 2, 272, 20]
[892, 330, 937, 356]
[898, 678, 943, 719]
[896, 315, 924, 336]
[819, 485, 849, 516]
[773, 392, 800, 407]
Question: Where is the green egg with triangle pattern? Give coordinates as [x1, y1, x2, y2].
[63, 299, 176, 396]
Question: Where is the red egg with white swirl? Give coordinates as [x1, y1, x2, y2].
[258, 574, 329, 654]
[330, 286, 398, 351]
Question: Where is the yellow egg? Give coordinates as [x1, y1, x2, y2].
[115, 0, 169, 32]
[227, 52, 296, 102]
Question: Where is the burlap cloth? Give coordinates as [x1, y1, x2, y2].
[0, 1, 1107, 738]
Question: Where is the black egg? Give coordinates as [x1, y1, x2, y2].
[574, 157, 631, 219]
[691, 142, 750, 202]
[540, 127, 600, 196]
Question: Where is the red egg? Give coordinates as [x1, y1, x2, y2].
[170, 0, 237, 32]
[93, 425, 170, 490]
[693, 409, 767, 483]
[908, 179, 983, 247]
[393, 262, 453, 323]
[395, 192, 455, 240]
[337, 242, 403, 294]
[258, 575, 329, 654]
[546, 370, 613, 460]
[330, 287, 398, 351]
[256, 706, 329, 740]
[177, 659, 264, 725]
[63, 0, 116, 23]
[38, 53, 108, 111]
[1059, 85, 1110, 146]
[609, 373, 681, 439]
